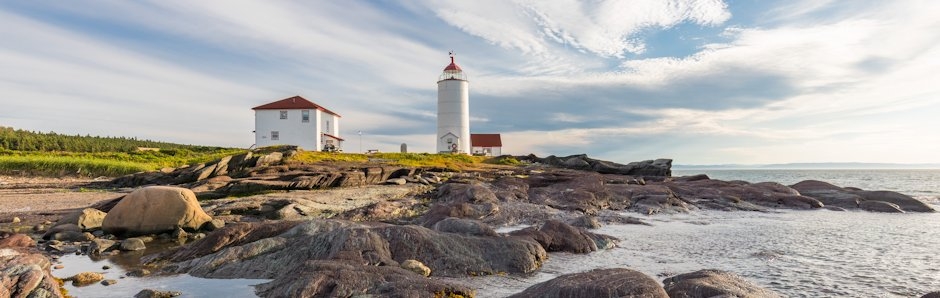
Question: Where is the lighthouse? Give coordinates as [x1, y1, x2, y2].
[437, 52, 470, 154]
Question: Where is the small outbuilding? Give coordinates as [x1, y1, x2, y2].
[470, 134, 502, 156]
[252, 96, 342, 151]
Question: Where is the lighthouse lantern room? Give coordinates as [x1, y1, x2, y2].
[437, 52, 471, 154]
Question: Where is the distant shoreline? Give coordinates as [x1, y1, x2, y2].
[674, 163, 940, 170]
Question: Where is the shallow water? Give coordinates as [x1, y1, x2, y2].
[462, 210, 940, 297]
[53, 252, 267, 298]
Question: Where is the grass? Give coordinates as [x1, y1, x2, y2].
[290, 151, 490, 170]
[0, 148, 246, 177]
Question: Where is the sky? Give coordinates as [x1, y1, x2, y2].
[1, 1, 938, 165]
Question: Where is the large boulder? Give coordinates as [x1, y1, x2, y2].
[791, 180, 934, 212]
[0, 248, 65, 298]
[663, 269, 780, 298]
[157, 220, 546, 296]
[854, 190, 934, 212]
[509, 220, 617, 253]
[790, 180, 862, 209]
[102, 186, 213, 235]
[508, 268, 668, 298]
[56, 208, 107, 231]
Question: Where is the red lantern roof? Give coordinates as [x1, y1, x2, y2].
[444, 56, 462, 71]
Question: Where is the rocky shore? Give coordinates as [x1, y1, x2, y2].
[1, 148, 937, 297]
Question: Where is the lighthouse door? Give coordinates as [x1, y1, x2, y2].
[439, 133, 459, 153]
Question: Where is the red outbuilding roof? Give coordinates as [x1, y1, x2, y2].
[252, 96, 341, 117]
[322, 133, 345, 141]
[471, 134, 502, 147]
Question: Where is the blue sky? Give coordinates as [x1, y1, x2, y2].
[1, 1, 938, 164]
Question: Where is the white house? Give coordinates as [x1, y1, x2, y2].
[471, 134, 502, 156]
[252, 96, 343, 151]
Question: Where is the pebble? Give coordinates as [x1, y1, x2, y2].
[53, 265, 64, 269]
[101, 279, 118, 286]
[11, 217, 20, 223]
[102, 265, 111, 270]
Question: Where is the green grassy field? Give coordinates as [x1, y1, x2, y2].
[0, 149, 246, 177]
[289, 151, 493, 170]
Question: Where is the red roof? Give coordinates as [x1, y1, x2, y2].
[471, 134, 502, 147]
[444, 56, 462, 71]
[252, 96, 341, 117]
[322, 133, 345, 141]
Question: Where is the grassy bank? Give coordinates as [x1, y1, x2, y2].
[290, 151, 502, 170]
[0, 149, 246, 177]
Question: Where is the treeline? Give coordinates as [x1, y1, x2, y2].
[0, 126, 231, 153]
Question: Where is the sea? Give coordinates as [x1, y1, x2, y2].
[461, 169, 940, 297]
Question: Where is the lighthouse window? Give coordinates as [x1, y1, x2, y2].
[271, 131, 279, 140]
[447, 138, 453, 144]
[280, 111, 288, 119]
[301, 110, 310, 122]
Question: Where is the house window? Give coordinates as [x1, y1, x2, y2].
[301, 110, 310, 122]
[271, 131, 279, 141]
[325, 120, 330, 132]
[280, 111, 288, 119]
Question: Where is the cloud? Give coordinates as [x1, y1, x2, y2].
[426, 0, 730, 58]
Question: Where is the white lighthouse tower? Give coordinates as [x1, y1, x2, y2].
[437, 52, 470, 154]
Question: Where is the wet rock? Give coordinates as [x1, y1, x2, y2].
[120, 238, 146, 251]
[52, 231, 92, 242]
[202, 219, 225, 231]
[134, 289, 182, 298]
[792, 180, 934, 212]
[56, 208, 107, 231]
[668, 179, 821, 211]
[67, 272, 105, 287]
[0, 249, 64, 298]
[101, 279, 118, 286]
[42, 223, 81, 240]
[86, 239, 117, 255]
[0, 233, 35, 248]
[401, 259, 431, 277]
[172, 227, 189, 239]
[921, 292, 940, 298]
[432, 217, 498, 237]
[663, 269, 781, 298]
[509, 268, 668, 298]
[854, 190, 934, 212]
[859, 200, 905, 213]
[509, 220, 618, 253]
[127, 268, 152, 277]
[102, 186, 213, 235]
